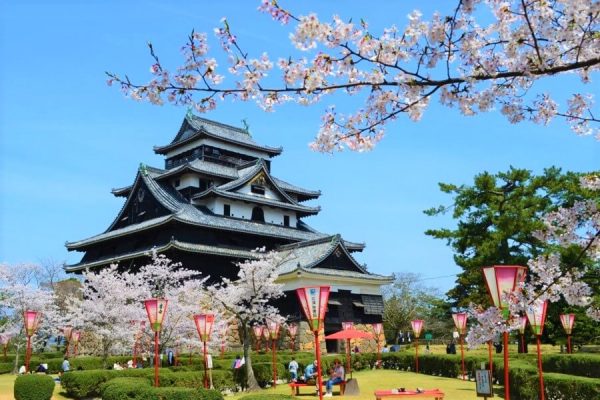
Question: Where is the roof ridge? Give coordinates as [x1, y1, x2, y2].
[277, 234, 340, 251]
[187, 114, 250, 135]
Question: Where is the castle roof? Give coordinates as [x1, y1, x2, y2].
[153, 114, 283, 156]
[67, 168, 327, 250]
[111, 158, 320, 201]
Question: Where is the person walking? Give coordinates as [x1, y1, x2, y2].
[288, 356, 299, 382]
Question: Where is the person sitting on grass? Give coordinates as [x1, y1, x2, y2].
[324, 358, 345, 397]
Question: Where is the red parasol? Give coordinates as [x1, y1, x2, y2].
[325, 329, 373, 378]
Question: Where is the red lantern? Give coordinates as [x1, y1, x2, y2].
[24, 310, 42, 337]
[410, 320, 424, 338]
[194, 313, 215, 389]
[296, 286, 330, 332]
[342, 322, 354, 330]
[23, 310, 42, 373]
[452, 313, 468, 381]
[144, 298, 168, 387]
[482, 265, 527, 314]
[559, 313, 575, 354]
[252, 325, 264, 351]
[296, 286, 330, 400]
[144, 298, 168, 332]
[193, 314, 215, 342]
[526, 300, 548, 400]
[482, 265, 527, 400]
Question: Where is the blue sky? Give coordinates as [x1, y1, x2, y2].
[1, 1, 598, 294]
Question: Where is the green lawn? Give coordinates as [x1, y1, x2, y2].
[229, 369, 499, 399]
[0, 369, 496, 400]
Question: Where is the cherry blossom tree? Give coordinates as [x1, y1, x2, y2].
[467, 173, 600, 346]
[66, 264, 141, 366]
[206, 249, 287, 390]
[108, 0, 599, 151]
[66, 251, 210, 366]
[0, 263, 63, 373]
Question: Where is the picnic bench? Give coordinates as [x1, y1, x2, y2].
[289, 380, 346, 396]
[374, 389, 445, 400]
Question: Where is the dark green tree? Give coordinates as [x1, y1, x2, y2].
[424, 166, 595, 308]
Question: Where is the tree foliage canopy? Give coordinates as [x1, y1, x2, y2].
[424, 166, 597, 307]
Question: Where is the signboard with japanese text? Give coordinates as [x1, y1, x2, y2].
[476, 370, 493, 397]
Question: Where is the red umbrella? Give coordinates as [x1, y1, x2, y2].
[325, 329, 374, 378]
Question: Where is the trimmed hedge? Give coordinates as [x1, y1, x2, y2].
[240, 395, 294, 400]
[542, 354, 600, 378]
[61, 368, 235, 398]
[14, 374, 55, 400]
[100, 377, 224, 400]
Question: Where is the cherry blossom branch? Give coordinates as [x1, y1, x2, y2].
[107, 0, 600, 151]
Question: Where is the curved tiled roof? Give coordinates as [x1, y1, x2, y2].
[65, 239, 256, 272]
[154, 115, 282, 156]
[67, 171, 329, 250]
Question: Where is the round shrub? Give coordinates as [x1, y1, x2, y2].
[240, 395, 293, 400]
[101, 377, 152, 400]
[14, 374, 55, 400]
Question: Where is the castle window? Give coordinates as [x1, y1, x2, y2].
[251, 207, 265, 222]
[174, 179, 180, 187]
[251, 184, 265, 195]
[224, 204, 231, 217]
[283, 215, 290, 227]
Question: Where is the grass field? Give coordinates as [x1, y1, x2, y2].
[0, 344, 573, 399]
[0, 369, 498, 400]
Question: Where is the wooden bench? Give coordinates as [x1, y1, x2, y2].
[374, 389, 444, 400]
[289, 380, 346, 396]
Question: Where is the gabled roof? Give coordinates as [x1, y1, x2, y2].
[275, 235, 392, 281]
[277, 235, 365, 274]
[67, 168, 329, 250]
[217, 159, 302, 205]
[110, 159, 320, 201]
[192, 187, 321, 216]
[154, 115, 283, 156]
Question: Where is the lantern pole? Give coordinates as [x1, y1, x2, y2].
[452, 313, 468, 380]
[23, 310, 42, 374]
[517, 316, 527, 354]
[372, 323, 383, 369]
[482, 265, 527, 400]
[488, 340, 493, 375]
[527, 300, 548, 400]
[267, 320, 281, 388]
[559, 314, 575, 354]
[296, 286, 330, 400]
[144, 298, 168, 387]
[411, 320, 424, 374]
[194, 313, 215, 389]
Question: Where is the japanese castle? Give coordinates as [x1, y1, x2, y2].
[66, 114, 392, 350]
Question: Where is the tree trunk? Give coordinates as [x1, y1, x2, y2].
[242, 323, 260, 391]
[12, 341, 22, 374]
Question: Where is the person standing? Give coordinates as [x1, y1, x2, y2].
[288, 356, 299, 382]
[61, 357, 70, 375]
